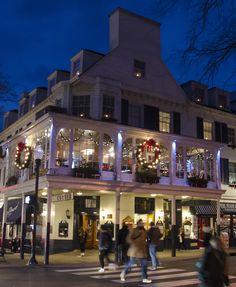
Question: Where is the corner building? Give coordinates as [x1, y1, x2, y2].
[0, 8, 234, 262]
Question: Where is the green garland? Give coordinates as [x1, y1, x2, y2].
[14, 142, 32, 170]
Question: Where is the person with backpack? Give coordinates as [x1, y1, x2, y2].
[97, 224, 113, 272]
[147, 222, 162, 270]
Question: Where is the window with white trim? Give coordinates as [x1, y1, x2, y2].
[72, 95, 90, 118]
[203, 121, 212, 140]
[159, 111, 170, 133]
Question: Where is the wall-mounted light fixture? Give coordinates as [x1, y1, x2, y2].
[66, 209, 71, 219]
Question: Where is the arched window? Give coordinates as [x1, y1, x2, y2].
[103, 134, 114, 171]
[73, 129, 99, 169]
[122, 138, 133, 173]
[56, 128, 70, 167]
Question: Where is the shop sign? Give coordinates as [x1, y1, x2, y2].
[52, 193, 74, 202]
[220, 203, 236, 213]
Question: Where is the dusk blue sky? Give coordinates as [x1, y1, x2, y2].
[0, 0, 235, 122]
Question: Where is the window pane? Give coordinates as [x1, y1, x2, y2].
[159, 112, 170, 133]
[203, 121, 212, 140]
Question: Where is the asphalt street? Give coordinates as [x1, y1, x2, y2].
[1, 256, 236, 287]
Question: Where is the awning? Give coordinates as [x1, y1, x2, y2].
[190, 202, 222, 216]
[6, 199, 22, 224]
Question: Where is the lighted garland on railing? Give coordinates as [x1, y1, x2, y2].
[14, 142, 32, 170]
[59, 130, 85, 142]
[136, 139, 160, 169]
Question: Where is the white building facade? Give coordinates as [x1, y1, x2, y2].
[0, 8, 234, 263]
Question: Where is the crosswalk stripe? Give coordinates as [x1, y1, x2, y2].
[141, 278, 200, 287]
[90, 268, 185, 279]
[112, 271, 197, 283]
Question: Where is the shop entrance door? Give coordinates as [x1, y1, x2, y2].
[82, 214, 98, 249]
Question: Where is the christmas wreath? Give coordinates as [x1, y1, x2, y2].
[14, 142, 32, 170]
[136, 139, 160, 169]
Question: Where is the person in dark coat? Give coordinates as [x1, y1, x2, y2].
[197, 236, 229, 287]
[97, 224, 113, 272]
[78, 227, 87, 256]
[147, 222, 162, 270]
[177, 227, 186, 251]
[117, 222, 130, 264]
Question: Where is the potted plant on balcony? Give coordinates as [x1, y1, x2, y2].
[72, 163, 100, 179]
[6, 175, 18, 187]
[187, 176, 208, 188]
[136, 169, 159, 184]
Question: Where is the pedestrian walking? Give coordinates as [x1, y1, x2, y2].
[117, 222, 130, 264]
[97, 224, 113, 272]
[147, 222, 162, 270]
[78, 227, 87, 256]
[196, 236, 229, 287]
[177, 227, 186, 251]
[120, 219, 152, 284]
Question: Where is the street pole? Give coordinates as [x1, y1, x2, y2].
[27, 145, 43, 266]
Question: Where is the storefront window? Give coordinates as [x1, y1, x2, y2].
[159, 143, 169, 177]
[205, 150, 214, 181]
[176, 146, 184, 178]
[73, 129, 99, 168]
[186, 147, 204, 178]
[56, 128, 70, 167]
[122, 138, 133, 173]
[103, 133, 114, 171]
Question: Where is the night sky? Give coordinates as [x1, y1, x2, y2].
[0, 0, 235, 122]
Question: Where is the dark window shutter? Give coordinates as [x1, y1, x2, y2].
[121, 99, 129, 125]
[196, 117, 203, 139]
[173, 112, 181, 135]
[221, 123, 228, 144]
[220, 158, 229, 184]
[215, 121, 221, 142]
[144, 105, 159, 131]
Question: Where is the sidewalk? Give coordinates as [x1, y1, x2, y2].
[0, 248, 205, 267]
[1, 247, 236, 268]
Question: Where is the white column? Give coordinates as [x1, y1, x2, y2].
[68, 129, 74, 168]
[170, 141, 176, 185]
[98, 132, 104, 175]
[183, 145, 187, 182]
[115, 131, 122, 181]
[48, 122, 58, 172]
[215, 149, 221, 189]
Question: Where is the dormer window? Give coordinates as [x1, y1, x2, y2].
[218, 94, 227, 109]
[134, 59, 145, 78]
[195, 88, 204, 103]
[73, 58, 81, 77]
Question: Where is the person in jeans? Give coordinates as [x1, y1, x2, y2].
[147, 222, 162, 270]
[120, 219, 152, 284]
[97, 225, 113, 272]
[117, 222, 130, 264]
[78, 227, 87, 256]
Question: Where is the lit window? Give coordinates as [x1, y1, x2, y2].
[73, 58, 81, 77]
[203, 121, 212, 140]
[159, 112, 170, 133]
[134, 60, 145, 78]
